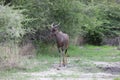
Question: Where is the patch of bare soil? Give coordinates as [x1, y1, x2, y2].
[17, 58, 120, 80]
[94, 62, 120, 74]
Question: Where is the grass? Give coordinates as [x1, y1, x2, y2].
[36, 43, 120, 62]
[114, 78, 120, 80]
[1, 44, 119, 72]
[48, 73, 80, 78]
[69, 45, 120, 61]
[0, 56, 54, 79]
[0, 44, 120, 80]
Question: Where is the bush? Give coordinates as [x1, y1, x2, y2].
[80, 2, 120, 45]
[84, 28, 103, 45]
[0, 5, 29, 70]
[79, 3, 106, 45]
[0, 5, 26, 42]
[12, 0, 50, 30]
[49, 0, 85, 36]
[11, 0, 84, 37]
[103, 3, 120, 37]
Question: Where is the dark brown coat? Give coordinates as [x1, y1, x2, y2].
[50, 23, 69, 66]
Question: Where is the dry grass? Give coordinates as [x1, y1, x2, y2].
[0, 43, 19, 69]
[0, 42, 35, 70]
[19, 43, 36, 58]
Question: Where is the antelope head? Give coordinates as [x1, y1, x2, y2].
[50, 23, 60, 33]
[49, 23, 60, 37]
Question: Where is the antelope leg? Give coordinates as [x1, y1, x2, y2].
[59, 52, 62, 67]
[65, 53, 67, 66]
[62, 51, 66, 67]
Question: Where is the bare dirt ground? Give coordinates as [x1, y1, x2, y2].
[15, 58, 120, 80]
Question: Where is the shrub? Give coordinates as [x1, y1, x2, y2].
[0, 5, 29, 70]
[84, 28, 103, 45]
[80, 2, 120, 45]
[0, 5, 26, 42]
[79, 3, 106, 45]
[103, 3, 120, 37]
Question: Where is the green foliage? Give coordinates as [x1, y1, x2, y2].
[77, 3, 107, 45]
[103, 3, 120, 37]
[12, 0, 50, 30]
[79, 2, 120, 45]
[0, 5, 26, 42]
[84, 28, 103, 45]
[9, 0, 120, 45]
[34, 41, 58, 56]
[11, 0, 84, 36]
[49, 0, 82, 36]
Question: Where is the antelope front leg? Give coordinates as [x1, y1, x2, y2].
[62, 52, 66, 67]
[58, 48, 62, 67]
[58, 49, 66, 67]
[59, 54, 62, 67]
[64, 49, 68, 66]
[65, 53, 67, 66]
[63, 53, 68, 67]
[59, 53, 62, 67]
[63, 56, 65, 67]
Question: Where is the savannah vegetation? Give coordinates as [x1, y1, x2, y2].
[0, 0, 120, 79]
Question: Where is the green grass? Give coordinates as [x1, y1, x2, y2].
[0, 45, 120, 79]
[114, 78, 120, 80]
[36, 43, 120, 62]
[69, 45, 120, 61]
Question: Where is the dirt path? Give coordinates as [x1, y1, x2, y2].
[15, 58, 120, 80]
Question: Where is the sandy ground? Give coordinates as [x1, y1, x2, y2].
[15, 58, 120, 80]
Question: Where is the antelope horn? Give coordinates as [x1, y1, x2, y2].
[51, 23, 54, 28]
[55, 22, 60, 27]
